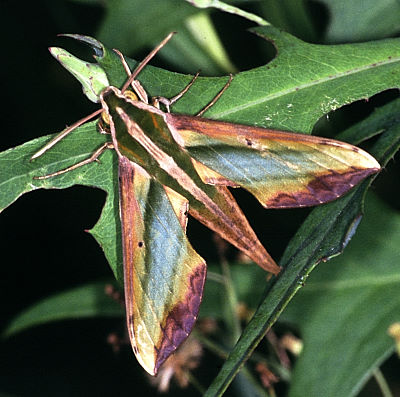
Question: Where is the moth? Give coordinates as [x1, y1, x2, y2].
[32, 32, 380, 375]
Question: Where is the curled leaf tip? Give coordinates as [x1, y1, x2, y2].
[58, 33, 105, 57]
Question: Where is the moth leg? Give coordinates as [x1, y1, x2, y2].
[196, 74, 233, 117]
[120, 32, 176, 93]
[152, 72, 200, 112]
[31, 108, 103, 161]
[34, 142, 113, 180]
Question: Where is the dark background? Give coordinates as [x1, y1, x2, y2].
[1, 1, 399, 396]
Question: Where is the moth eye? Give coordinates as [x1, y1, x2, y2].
[124, 90, 139, 101]
[138, 241, 144, 248]
[245, 138, 253, 147]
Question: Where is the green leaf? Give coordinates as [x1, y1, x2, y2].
[2, 281, 123, 338]
[156, 15, 236, 75]
[97, 0, 197, 54]
[97, 1, 234, 75]
[184, 12, 237, 73]
[283, 193, 400, 397]
[337, 97, 400, 147]
[253, 0, 400, 43]
[256, 0, 318, 42]
[0, 123, 123, 282]
[320, 0, 400, 42]
[49, 25, 400, 132]
[100, 25, 400, 133]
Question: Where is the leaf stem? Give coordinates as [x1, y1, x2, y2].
[196, 333, 230, 359]
[207, 270, 225, 284]
[213, 234, 242, 344]
[221, 258, 242, 343]
[373, 368, 393, 397]
[188, 372, 206, 395]
[187, 0, 270, 26]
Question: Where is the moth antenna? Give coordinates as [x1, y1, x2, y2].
[121, 32, 176, 93]
[31, 108, 103, 161]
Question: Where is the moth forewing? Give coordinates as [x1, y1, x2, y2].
[166, 114, 381, 208]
